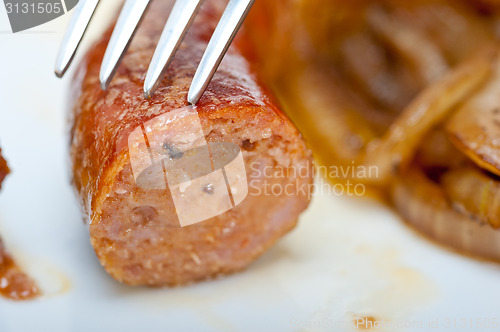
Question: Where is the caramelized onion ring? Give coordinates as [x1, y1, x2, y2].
[446, 49, 500, 176]
[363, 47, 495, 183]
[392, 168, 500, 261]
[367, 6, 449, 85]
[414, 129, 467, 169]
[442, 166, 500, 228]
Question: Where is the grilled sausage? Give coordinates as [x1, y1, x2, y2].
[69, 0, 313, 286]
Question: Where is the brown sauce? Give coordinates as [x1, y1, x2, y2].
[0, 150, 9, 190]
[0, 240, 40, 300]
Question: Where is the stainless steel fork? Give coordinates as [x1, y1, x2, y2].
[54, 0, 255, 104]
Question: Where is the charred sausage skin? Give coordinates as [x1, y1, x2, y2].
[69, 0, 313, 286]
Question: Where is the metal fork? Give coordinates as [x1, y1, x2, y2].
[54, 0, 255, 104]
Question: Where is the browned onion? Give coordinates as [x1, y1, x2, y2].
[367, 5, 449, 86]
[442, 166, 500, 228]
[392, 168, 500, 261]
[245, 0, 500, 262]
[363, 47, 494, 184]
[414, 129, 467, 170]
[446, 49, 500, 177]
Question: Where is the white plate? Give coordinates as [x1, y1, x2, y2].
[0, 2, 499, 332]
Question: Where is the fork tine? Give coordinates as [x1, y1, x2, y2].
[54, 0, 100, 78]
[187, 0, 255, 105]
[143, 0, 204, 99]
[100, 0, 151, 90]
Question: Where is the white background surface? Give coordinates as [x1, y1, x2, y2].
[0, 1, 499, 331]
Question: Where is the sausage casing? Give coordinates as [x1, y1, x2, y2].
[69, 0, 313, 286]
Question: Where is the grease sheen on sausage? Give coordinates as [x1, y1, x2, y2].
[69, 0, 313, 286]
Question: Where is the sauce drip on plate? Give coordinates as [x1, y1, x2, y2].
[0, 239, 40, 300]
